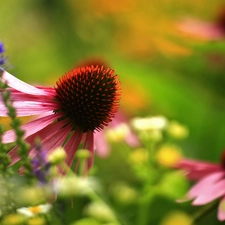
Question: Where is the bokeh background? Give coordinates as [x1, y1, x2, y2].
[1, 0, 225, 224]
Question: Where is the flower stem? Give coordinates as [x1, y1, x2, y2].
[192, 200, 219, 224]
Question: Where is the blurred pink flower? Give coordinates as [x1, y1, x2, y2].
[177, 7, 225, 40]
[94, 110, 140, 157]
[0, 66, 121, 172]
[176, 157, 225, 221]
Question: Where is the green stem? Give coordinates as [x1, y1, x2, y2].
[192, 200, 219, 225]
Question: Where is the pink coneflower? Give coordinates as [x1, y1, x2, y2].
[0, 65, 121, 171]
[175, 155, 225, 221]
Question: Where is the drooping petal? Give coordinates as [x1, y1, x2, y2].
[218, 196, 225, 221]
[64, 131, 83, 169]
[186, 172, 224, 201]
[193, 178, 225, 205]
[176, 158, 222, 180]
[83, 130, 94, 170]
[18, 124, 71, 175]
[27, 124, 71, 158]
[8, 120, 71, 166]
[2, 113, 61, 143]
[1, 70, 49, 96]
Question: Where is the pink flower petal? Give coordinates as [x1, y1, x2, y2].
[2, 113, 61, 143]
[2, 70, 49, 96]
[8, 120, 71, 166]
[9, 88, 56, 102]
[28, 124, 71, 158]
[64, 131, 83, 168]
[0, 100, 58, 117]
[193, 178, 225, 205]
[218, 196, 225, 221]
[83, 130, 94, 170]
[188, 172, 224, 199]
[176, 158, 221, 180]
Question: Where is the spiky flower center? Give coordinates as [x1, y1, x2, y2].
[54, 65, 121, 132]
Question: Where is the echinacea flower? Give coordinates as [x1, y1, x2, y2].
[0, 65, 121, 172]
[175, 155, 225, 221]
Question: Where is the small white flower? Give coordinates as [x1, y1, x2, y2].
[16, 203, 52, 217]
[131, 116, 168, 131]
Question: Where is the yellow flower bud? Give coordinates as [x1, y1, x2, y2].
[167, 121, 189, 139]
[47, 147, 67, 165]
[27, 217, 46, 225]
[105, 123, 130, 143]
[156, 145, 182, 167]
[1, 214, 26, 225]
[160, 211, 193, 225]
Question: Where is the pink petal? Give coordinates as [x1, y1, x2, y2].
[83, 130, 94, 170]
[9, 88, 56, 102]
[64, 131, 83, 168]
[2, 70, 49, 96]
[176, 158, 221, 180]
[28, 124, 71, 157]
[218, 196, 225, 221]
[193, 178, 225, 205]
[94, 131, 110, 158]
[18, 125, 71, 175]
[8, 120, 71, 166]
[0, 89, 59, 117]
[2, 113, 61, 143]
[187, 172, 224, 199]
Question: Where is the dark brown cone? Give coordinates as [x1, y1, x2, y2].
[54, 65, 121, 132]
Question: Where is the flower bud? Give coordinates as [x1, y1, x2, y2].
[110, 182, 138, 205]
[47, 147, 66, 165]
[56, 176, 98, 197]
[76, 149, 91, 160]
[131, 116, 167, 131]
[160, 211, 193, 225]
[85, 202, 116, 223]
[167, 121, 189, 139]
[129, 148, 148, 164]
[105, 123, 130, 142]
[156, 145, 182, 167]
[27, 217, 46, 225]
[1, 214, 26, 225]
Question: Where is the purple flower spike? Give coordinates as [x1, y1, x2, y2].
[32, 145, 51, 184]
[0, 42, 6, 66]
[0, 42, 5, 54]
